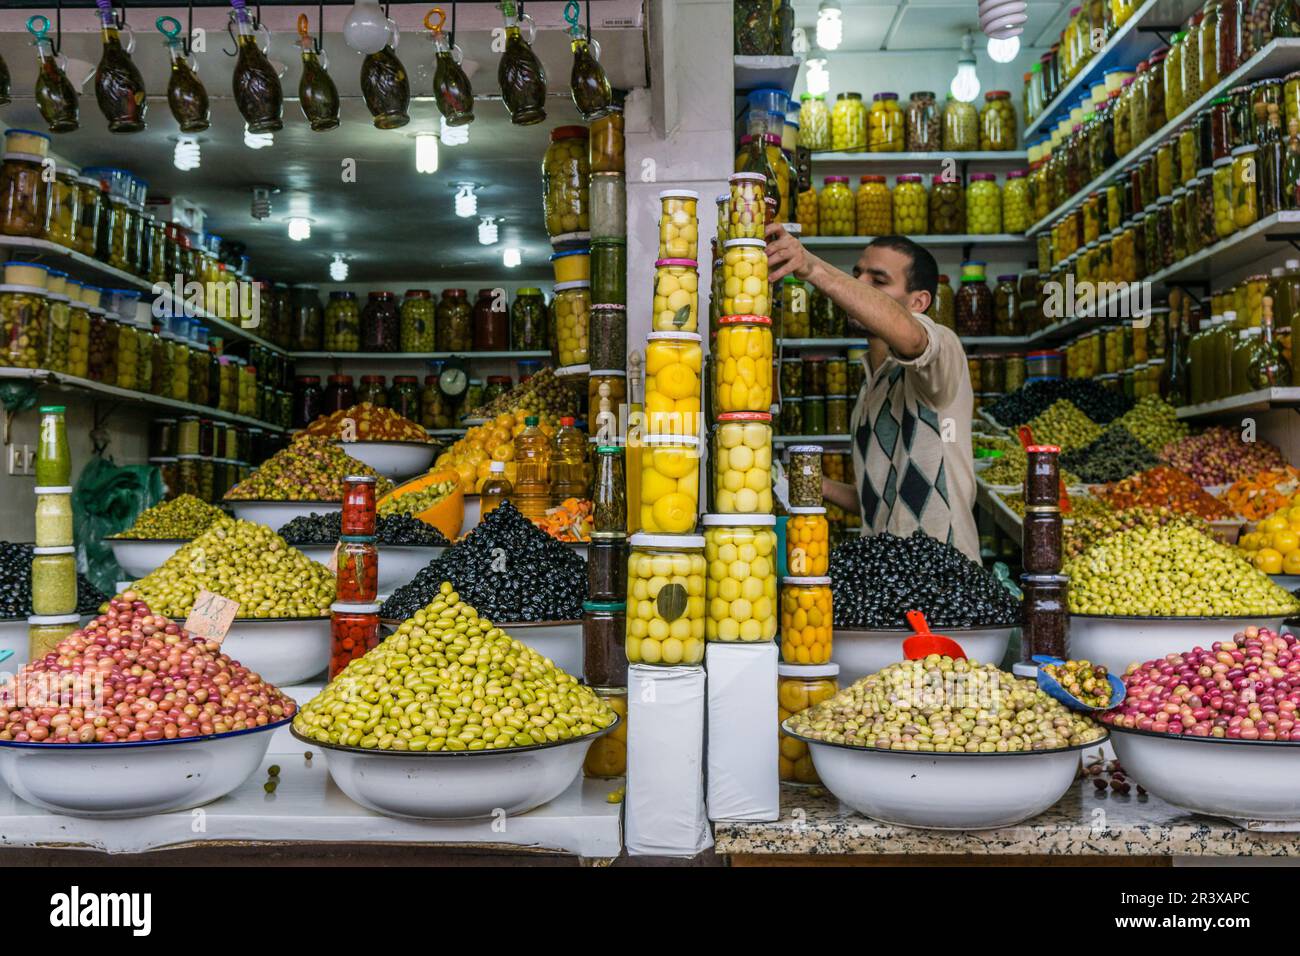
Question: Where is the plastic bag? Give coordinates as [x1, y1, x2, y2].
[73, 456, 163, 594]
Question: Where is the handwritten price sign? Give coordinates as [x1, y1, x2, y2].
[183, 589, 240, 643]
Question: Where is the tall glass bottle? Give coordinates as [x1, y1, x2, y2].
[497, 0, 547, 126]
[480, 459, 513, 517]
[360, 41, 410, 129]
[1251, 300, 1291, 388]
[28, 15, 78, 134]
[93, 0, 147, 133]
[1166, 312, 1188, 404]
[230, 0, 283, 134]
[550, 416, 589, 503]
[427, 9, 474, 127]
[513, 415, 552, 519]
[158, 16, 209, 133]
[569, 30, 612, 120]
[296, 14, 339, 131]
[0, 52, 11, 105]
[1285, 118, 1300, 208]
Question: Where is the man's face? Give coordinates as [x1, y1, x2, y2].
[852, 245, 932, 316]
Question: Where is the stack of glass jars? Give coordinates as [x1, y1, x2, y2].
[781, 444, 833, 675]
[329, 475, 382, 681]
[28, 406, 80, 660]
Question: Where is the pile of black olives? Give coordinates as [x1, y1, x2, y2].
[1060, 424, 1158, 483]
[987, 379, 1131, 428]
[277, 511, 449, 547]
[0, 541, 107, 618]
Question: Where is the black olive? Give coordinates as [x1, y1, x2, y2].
[988, 379, 1131, 429]
[277, 511, 449, 547]
[0, 541, 107, 618]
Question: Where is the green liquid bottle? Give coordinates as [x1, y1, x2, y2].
[36, 405, 70, 487]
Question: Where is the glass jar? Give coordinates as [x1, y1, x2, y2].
[292, 375, 321, 428]
[854, 175, 892, 236]
[542, 125, 589, 239]
[702, 515, 777, 642]
[1218, 0, 1243, 77]
[469, 287, 507, 351]
[420, 373, 455, 429]
[30, 547, 76, 616]
[658, 189, 698, 260]
[930, 275, 955, 329]
[956, 276, 994, 335]
[74, 175, 101, 256]
[590, 303, 626, 371]
[799, 93, 832, 151]
[592, 238, 628, 308]
[388, 374, 420, 422]
[436, 288, 473, 352]
[355, 374, 386, 408]
[966, 174, 1001, 235]
[980, 90, 1017, 150]
[324, 373, 356, 413]
[781, 277, 810, 337]
[1166, 34, 1186, 122]
[825, 395, 848, 434]
[0, 285, 46, 369]
[780, 396, 803, 434]
[511, 288, 548, 351]
[644, 331, 702, 436]
[590, 171, 626, 240]
[943, 96, 979, 151]
[720, 239, 770, 316]
[818, 176, 854, 236]
[1200, 0, 1222, 92]
[714, 314, 773, 413]
[930, 175, 966, 234]
[728, 171, 766, 240]
[625, 532, 706, 665]
[0, 152, 48, 238]
[802, 356, 828, 396]
[1131, 63, 1151, 151]
[780, 576, 833, 664]
[1213, 156, 1238, 237]
[287, 285, 322, 351]
[43, 166, 79, 249]
[1232, 144, 1259, 229]
[1196, 167, 1218, 247]
[1146, 49, 1169, 136]
[1003, 170, 1031, 233]
[906, 91, 941, 151]
[582, 686, 628, 777]
[324, 291, 360, 351]
[780, 356, 803, 401]
[360, 291, 400, 352]
[589, 106, 624, 174]
[329, 602, 381, 680]
[554, 280, 591, 366]
[868, 92, 904, 152]
[778, 663, 839, 784]
[712, 411, 773, 514]
[831, 92, 866, 151]
[651, 257, 698, 331]
[27, 614, 80, 661]
[1156, 141, 1175, 199]
[394, 289, 434, 353]
[894, 174, 928, 233]
[994, 274, 1021, 336]
[112, 318, 139, 391]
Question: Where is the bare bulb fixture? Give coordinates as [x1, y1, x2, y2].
[950, 32, 981, 103]
[343, 0, 394, 55]
[244, 124, 274, 149]
[455, 183, 478, 218]
[330, 254, 349, 281]
[503, 247, 521, 268]
[815, 0, 842, 51]
[441, 115, 469, 146]
[987, 35, 1020, 62]
[288, 217, 312, 241]
[251, 187, 274, 220]
[805, 58, 830, 97]
[478, 216, 498, 245]
[415, 132, 439, 174]
[174, 137, 201, 171]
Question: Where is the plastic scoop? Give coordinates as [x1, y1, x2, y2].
[901, 610, 967, 660]
[1016, 426, 1071, 514]
[1032, 655, 1126, 712]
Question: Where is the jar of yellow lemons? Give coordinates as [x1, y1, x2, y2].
[721, 238, 771, 317]
[778, 663, 839, 784]
[625, 532, 706, 666]
[644, 330, 702, 436]
[712, 411, 773, 514]
[638, 433, 701, 534]
[703, 514, 778, 643]
[652, 258, 699, 331]
[714, 313, 773, 413]
[780, 576, 833, 664]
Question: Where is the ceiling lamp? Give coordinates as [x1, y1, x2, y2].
[288, 217, 312, 241]
[454, 183, 478, 218]
[950, 32, 981, 103]
[244, 124, 274, 149]
[441, 115, 469, 146]
[478, 216, 499, 245]
[250, 186, 274, 220]
[979, 0, 1028, 40]
[503, 247, 521, 268]
[987, 35, 1021, 63]
[330, 254, 349, 281]
[343, 0, 394, 55]
[415, 132, 439, 174]
[805, 58, 830, 97]
[815, 0, 842, 51]
[174, 137, 201, 171]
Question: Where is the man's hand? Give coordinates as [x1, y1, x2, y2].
[766, 221, 816, 283]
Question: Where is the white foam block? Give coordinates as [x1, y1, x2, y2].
[625, 664, 712, 857]
[706, 642, 779, 822]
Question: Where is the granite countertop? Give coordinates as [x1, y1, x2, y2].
[714, 783, 1300, 857]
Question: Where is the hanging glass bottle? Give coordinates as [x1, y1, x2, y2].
[0, 51, 10, 105]
[28, 16, 78, 134]
[497, 0, 548, 126]
[427, 8, 474, 127]
[360, 27, 410, 129]
[230, 0, 283, 134]
[297, 13, 339, 131]
[93, 0, 147, 132]
[157, 16, 209, 133]
[566, 1, 612, 120]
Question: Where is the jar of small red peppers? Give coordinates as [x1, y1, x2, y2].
[342, 474, 377, 536]
[329, 602, 382, 679]
[336, 536, 379, 603]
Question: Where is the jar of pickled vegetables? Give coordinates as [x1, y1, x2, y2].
[712, 411, 773, 514]
[855, 175, 892, 235]
[930, 176, 965, 235]
[553, 280, 591, 367]
[508, 288, 546, 352]
[1146, 49, 1169, 136]
[786, 506, 829, 575]
[543, 125, 590, 239]
[980, 91, 1017, 150]
[0, 284, 46, 369]
[590, 171, 626, 240]
[658, 189, 698, 260]
[780, 576, 833, 664]
[780, 396, 803, 435]
[582, 685, 627, 777]
[361, 291, 400, 352]
[778, 663, 839, 784]
[113, 316, 140, 390]
[43, 166, 80, 249]
[436, 287, 473, 352]
[652, 258, 698, 331]
[728, 171, 766, 240]
[714, 314, 773, 413]
[796, 187, 818, 236]
[943, 96, 979, 151]
[74, 175, 100, 256]
[799, 93, 832, 151]
[701, 514, 778, 643]
[324, 291, 360, 351]
[956, 275, 994, 335]
[928, 275, 955, 329]
[399, 289, 435, 352]
[625, 532, 705, 665]
[781, 277, 810, 337]
[1218, 0, 1243, 77]
[894, 174, 928, 233]
[1200, 0, 1221, 92]
[966, 174, 1002, 235]
[818, 176, 855, 236]
[0, 153, 48, 239]
[1212, 155, 1237, 237]
[868, 92, 904, 152]
[1002, 170, 1031, 233]
[906, 91, 941, 151]
[1231, 144, 1259, 230]
[589, 106, 624, 173]
[645, 330, 702, 436]
[831, 92, 866, 151]
[721, 239, 771, 316]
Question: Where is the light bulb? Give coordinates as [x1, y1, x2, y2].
[330, 254, 348, 281]
[455, 183, 478, 218]
[244, 124, 274, 149]
[343, 0, 392, 55]
[815, 0, 842, 51]
[503, 247, 521, 268]
[805, 58, 830, 97]
[478, 217, 498, 245]
[288, 217, 312, 241]
[950, 33, 981, 103]
[415, 132, 439, 174]
[987, 35, 1020, 63]
[174, 137, 201, 171]
[441, 115, 469, 146]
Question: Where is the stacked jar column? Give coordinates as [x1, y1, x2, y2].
[28, 407, 81, 661]
[1020, 445, 1069, 662]
[329, 475, 381, 679]
[584, 444, 629, 778]
[588, 105, 628, 455]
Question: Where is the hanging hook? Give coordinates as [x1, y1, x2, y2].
[317, 0, 324, 53]
[425, 7, 446, 34]
[564, 0, 581, 36]
[186, 0, 194, 54]
[450, 1, 457, 47]
[25, 14, 49, 42]
[586, 0, 592, 39]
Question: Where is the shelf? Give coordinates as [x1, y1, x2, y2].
[733, 55, 803, 95]
[811, 150, 1027, 165]
[803, 234, 1031, 250]
[0, 367, 288, 431]
[778, 337, 868, 349]
[976, 479, 1023, 541]
[1175, 387, 1300, 419]
[961, 336, 1033, 348]
[1150, 211, 1300, 283]
[773, 433, 851, 445]
[1027, 38, 1300, 236]
[427, 427, 468, 437]
[291, 350, 552, 362]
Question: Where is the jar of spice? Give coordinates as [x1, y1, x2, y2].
[583, 600, 628, 685]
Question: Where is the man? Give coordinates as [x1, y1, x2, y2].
[766, 224, 979, 560]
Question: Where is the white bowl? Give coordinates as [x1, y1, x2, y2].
[108, 538, 188, 579]
[294, 543, 444, 593]
[787, 724, 1103, 830]
[1271, 574, 1300, 592]
[227, 500, 341, 529]
[1069, 614, 1286, 676]
[497, 620, 584, 676]
[0, 719, 290, 818]
[832, 625, 1015, 684]
[220, 617, 331, 686]
[462, 495, 482, 534]
[292, 719, 615, 819]
[0, 618, 28, 671]
[333, 440, 436, 480]
[1108, 725, 1300, 821]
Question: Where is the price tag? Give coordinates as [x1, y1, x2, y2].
[184, 589, 240, 643]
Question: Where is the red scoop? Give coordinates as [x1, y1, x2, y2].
[1017, 425, 1071, 514]
[901, 610, 967, 660]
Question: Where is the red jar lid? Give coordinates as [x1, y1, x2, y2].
[932, 173, 958, 184]
[487, 375, 512, 384]
[443, 288, 467, 298]
[1007, 168, 1027, 179]
[404, 289, 432, 299]
[970, 172, 996, 181]
[985, 90, 1010, 99]
[717, 411, 773, 423]
[859, 174, 887, 184]
[296, 375, 321, 384]
[393, 375, 418, 384]
[550, 126, 588, 142]
[897, 173, 923, 182]
[477, 288, 496, 298]
[1026, 444, 1061, 454]
[424, 374, 439, 385]
[368, 291, 395, 299]
[327, 374, 353, 384]
[824, 175, 850, 185]
[718, 314, 772, 326]
[361, 374, 386, 384]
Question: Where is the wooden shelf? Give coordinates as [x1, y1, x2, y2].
[1175, 387, 1300, 419]
[291, 350, 551, 362]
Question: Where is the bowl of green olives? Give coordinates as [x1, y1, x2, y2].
[831, 625, 1015, 684]
[220, 617, 332, 686]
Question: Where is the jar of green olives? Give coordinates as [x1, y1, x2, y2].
[437, 288, 473, 352]
[0, 152, 49, 238]
[324, 291, 360, 351]
[400, 289, 435, 352]
[543, 126, 590, 239]
[0, 285, 47, 369]
[511, 288, 548, 351]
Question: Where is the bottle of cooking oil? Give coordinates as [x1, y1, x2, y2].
[513, 415, 551, 519]
[550, 416, 588, 503]
[480, 460, 513, 517]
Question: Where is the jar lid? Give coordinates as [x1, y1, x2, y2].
[1007, 169, 1027, 179]
[327, 373, 354, 383]
[27, 613, 81, 626]
[553, 279, 591, 292]
[722, 238, 766, 249]
[1213, 156, 1233, 167]
[783, 575, 831, 585]
[589, 369, 627, 377]
[641, 432, 701, 446]
[403, 289, 433, 298]
[1231, 144, 1258, 156]
[824, 175, 850, 185]
[32, 545, 75, 555]
[550, 125, 588, 142]
[779, 662, 839, 678]
[330, 601, 381, 614]
[0, 284, 47, 295]
[629, 532, 704, 548]
[367, 290, 396, 299]
[2, 151, 46, 163]
[646, 330, 702, 342]
[787, 506, 827, 515]
[932, 173, 958, 184]
[595, 445, 625, 454]
[592, 302, 627, 312]
[702, 513, 775, 526]
[549, 247, 591, 261]
[717, 411, 772, 423]
[1025, 444, 1062, 454]
[659, 188, 700, 200]
[655, 258, 698, 268]
[329, 290, 357, 299]
[969, 172, 996, 181]
[582, 600, 627, 612]
[897, 174, 923, 182]
[787, 444, 823, 454]
[361, 374, 386, 383]
[34, 486, 73, 495]
[859, 174, 886, 184]
[718, 314, 772, 326]
[729, 172, 765, 184]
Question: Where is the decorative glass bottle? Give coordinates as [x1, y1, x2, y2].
[28, 15, 78, 134]
[427, 8, 474, 127]
[230, 0, 283, 134]
[497, 0, 548, 125]
[93, 0, 148, 133]
[296, 13, 339, 131]
[157, 15, 209, 133]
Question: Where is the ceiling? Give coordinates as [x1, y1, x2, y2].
[790, 0, 1071, 53]
[0, 2, 646, 282]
